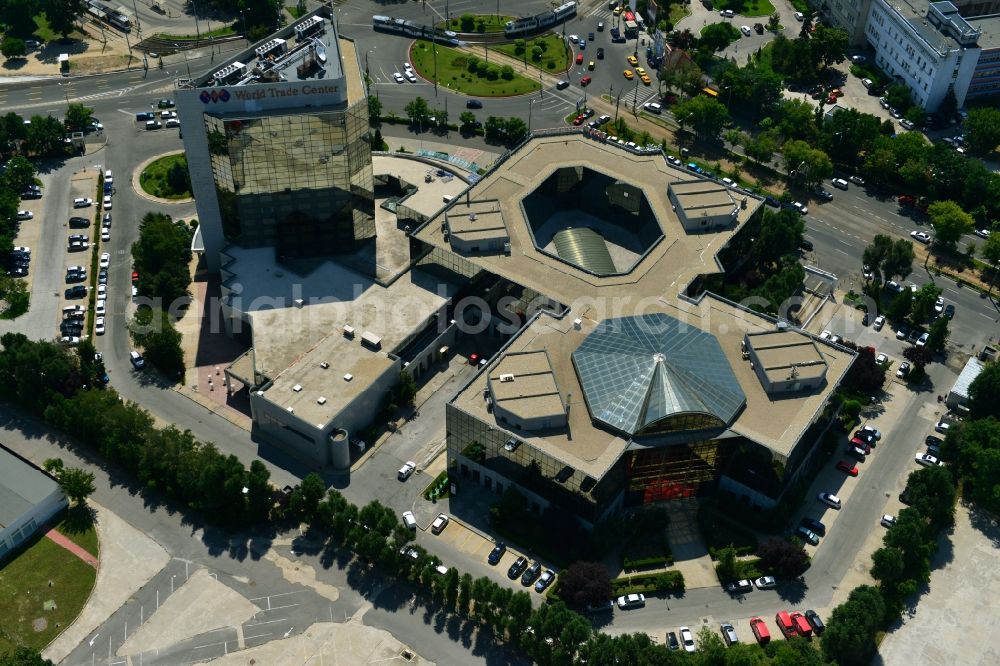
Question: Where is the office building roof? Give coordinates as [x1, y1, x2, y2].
[572, 313, 746, 435]
[0, 446, 61, 530]
[746, 330, 829, 385]
[488, 350, 566, 423]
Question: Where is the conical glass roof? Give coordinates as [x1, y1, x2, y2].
[571, 314, 746, 436]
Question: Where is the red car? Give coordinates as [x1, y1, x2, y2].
[826, 94, 837, 104]
[469, 353, 481, 365]
[836, 460, 859, 476]
[576, 53, 584, 65]
[850, 437, 871, 454]
[573, 115, 586, 125]
[580, 75, 592, 86]
[132, 270, 139, 282]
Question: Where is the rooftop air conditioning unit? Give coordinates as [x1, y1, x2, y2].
[343, 325, 355, 338]
[344, 373, 353, 382]
[499, 373, 515, 383]
[317, 396, 327, 404]
[292, 384, 303, 392]
[319, 361, 329, 369]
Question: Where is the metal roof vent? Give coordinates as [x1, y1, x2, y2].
[344, 373, 353, 382]
[499, 373, 515, 383]
[292, 384, 303, 392]
[286, 406, 294, 413]
[320, 361, 329, 369]
[317, 396, 327, 404]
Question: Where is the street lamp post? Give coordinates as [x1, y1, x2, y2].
[240, 11, 248, 44]
[528, 99, 534, 132]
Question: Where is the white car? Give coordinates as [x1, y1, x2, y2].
[616, 593, 645, 610]
[791, 201, 808, 215]
[819, 330, 832, 340]
[896, 361, 911, 378]
[900, 119, 915, 130]
[861, 78, 873, 89]
[393, 72, 405, 83]
[935, 420, 950, 434]
[934, 296, 945, 313]
[102, 230, 110, 242]
[915, 453, 940, 467]
[100, 252, 110, 268]
[754, 576, 777, 590]
[794, 11, 805, 20]
[165, 118, 181, 128]
[818, 492, 842, 509]
[95, 299, 106, 316]
[95, 317, 105, 335]
[430, 513, 449, 534]
[916, 331, 929, 347]
[975, 228, 992, 239]
[103, 195, 112, 209]
[16, 210, 33, 220]
[679, 626, 696, 652]
[60, 336, 81, 345]
[569, 34, 578, 43]
[910, 230, 931, 244]
[403, 62, 413, 72]
[861, 424, 882, 440]
[875, 352, 888, 365]
[104, 169, 113, 184]
[397, 461, 416, 481]
[73, 197, 93, 208]
[873, 315, 885, 331]
[401, 510, 417, 529]
[97, 284, 107, 299]
[720, 9, 734, 17]
[851, 54, 867, 63]
[880, 514, 896, 528]
[740, 25, 752, 36]
[404, 71, 417, 83]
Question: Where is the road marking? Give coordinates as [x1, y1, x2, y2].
[249, 590, 304, 601]
[980, 312, 997, 321]
[245, 617, 288, 626]
[265, 602, 301, 611]
[242, 632, 272, 641]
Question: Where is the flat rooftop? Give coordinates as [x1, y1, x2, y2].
[372, 155, 471, 220]
[454, 297, 854, 478]
[0, 446, 60, 529]
[670, 179, 740, 218]
[220, 245, 456, 378]
[193, 9, 344, 88]
[489, 350, 565, 422]
[446, 199, 507, 243]
[747, 330, 829, 383]
[414, 135, 761, 308]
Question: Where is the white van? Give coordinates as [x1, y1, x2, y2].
[145, 120, 162, 130]
[130, 350, 145, 369]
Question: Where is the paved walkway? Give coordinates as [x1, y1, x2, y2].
[45, 526, 99, 568]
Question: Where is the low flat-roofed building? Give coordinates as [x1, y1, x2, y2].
[445, 199, 508, 254]
[0, 446, 67, 559]
[667, 179, 743, 232]
[487, 350, 566, 430]
[744, 330, 829, 394]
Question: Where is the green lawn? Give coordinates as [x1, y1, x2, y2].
[33, 14, 86, 42]
[713, 0, 777, 17]
[410, 40, 541, 97]
[493, 33, 570, 75]
[154, 24, 237, 41]
[438, 15, 514, 33]
[0, 535, 97, 653]
[54, 508, 99, 559]
[140, 153, 192, 199]
[669, 4, 691, 25]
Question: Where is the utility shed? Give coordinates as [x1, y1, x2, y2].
[0, 445, 67, 559]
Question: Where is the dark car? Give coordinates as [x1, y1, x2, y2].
[60, 323, 83, 336]
[507, 556, 528, 579]
[764, 195, 780, 208]
[796, 526, 820, 545]
[666, 631, 680, 650]
[157, 98, 175, 108]
[466, 99, 483, 109]
[813, 188, 834, 202]
[726, 579, 753, 594]
[65, 272, 86, 284]
[754, 23, 764, 33]
[487, 542, 506, 565]
[800, 517, 826, 536]
[521, 561, 542, 586]
[135, 111, 155, 122]
[943, 303, 955, 319]
[596, 47, 605, 59]
[69, 216, 90, 228]
[799, 238, 814, 251]
[65, 285, 88, 299]
[805, 609, 825, 634]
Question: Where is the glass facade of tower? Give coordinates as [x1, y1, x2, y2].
[204, 99, 374, 258]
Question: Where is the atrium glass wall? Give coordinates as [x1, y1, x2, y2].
[204, 100, 374, 257]
[624, 438, 734, 505]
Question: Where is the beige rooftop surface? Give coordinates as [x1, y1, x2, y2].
[456, 296, 853, 476]
[414, 135, 761, 308]
[372, 154, 470, 219]
[748, 330, 829, 382]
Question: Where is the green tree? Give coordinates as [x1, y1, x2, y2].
[0, 646, 55, 666]
[980, 229, 1000, 272]
[699, 22, 740, 52]
[166, 160, 191, 194]
[366, 95, 382, 121]
[1, 36, 27, 59]
[128, 307, 185, 378]
[459, 111, 476, 128]
[58, 467, 97, 505]
[968, 364, 1000, 421]
[927, 200, 974, 248]
[926, 315, 949, 351]
[754, 208, 804, 269]
[774, 98, 819, 144]
[782, 139, 833, 187]
[131, 212, 193, 305]
[910, 283, 942, 325]
[810, 25, 849, 68]
[943, 417, 1000, 513]
[500, 64, 514, 80]
[2, 155, 37, 193]
[457, 572, 473, 616]
[964, 107, 1000, 155]
[744, 128, 779, 165]
[504, 117, 528, 144]
[886, 290, 912, 322]
[555, 561, 612, 608]
[757, 537, 810, 578]
[821, 585, 885, 665]
[904, 465, 956, 527]
[41, 0, 87, 38]
[672, 95, 730, 141]
[870, 546, 906, 583]
[24, 114, 66, 156]
[715, 545, 739, 582]
[696, 624, 727, 661]
[404, 96, 430, 126]
[64, 103, 93, 131]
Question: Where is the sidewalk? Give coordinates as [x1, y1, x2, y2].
[45, 527, 98, 568]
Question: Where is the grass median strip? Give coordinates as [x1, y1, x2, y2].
[410, 40, 541, 97]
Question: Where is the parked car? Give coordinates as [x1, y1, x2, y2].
[73, 197, 93, 208]
[508, 556, 528, 579]
[726, 579, 752, 594]
[818, 492, 842, 509]
[534, 569, 555, 592]
[679, 626, 696, 652]
[616, 593, 645, 610]
[520, 561, 542, 585]
[488, 542, 506, 565]
[666, 631, 680, 650]
[397, 461, 416, 480]
[790, 201, 808, 215]
[401, 510, 416, 530]
[896, 361, 911, 378]
[800, 517, 826, 536]
[804, 609, 825, 634]
[720, 622, 739, 646]
[861, 424, 882, 440]
[935, 420, 950, 434]
[880, 514, 897, 528]
[430, 513, 449, 534]
[915, 452, 940, 467]
[910, 230, 931, 244]
[100, 252, 110, 268]
[836, 460, 859, 476]
[754, 576, 777, 590]
[796, 526, 820, 545]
